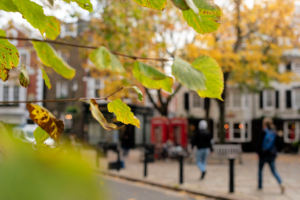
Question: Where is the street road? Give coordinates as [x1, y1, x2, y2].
[97, 175, 216, 200]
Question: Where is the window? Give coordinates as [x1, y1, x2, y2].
[262, 90, 275, 108]
[3, 86, 9, 101]
[294, 89, 300, 107]
[13, 86, 19, 102]
[192, 92, 202, 108]
[284, 122, 299, 143]
[56, 82, 69, 98]
[232, 92, 241, 108]
[233, 123, 242, 139]
[266, 91, 273, 107]
[294, 63, 300, 74]
[95, 79, 101, 98]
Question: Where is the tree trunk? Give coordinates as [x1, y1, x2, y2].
[217, 72, 230, 144]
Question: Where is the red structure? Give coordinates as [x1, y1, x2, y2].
[169, 118, 188, 148]
[150, 117, 188, 149]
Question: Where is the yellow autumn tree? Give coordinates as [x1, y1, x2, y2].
[183, 0, 300, 143]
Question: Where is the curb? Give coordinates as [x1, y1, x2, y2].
[94, 169, 255, 200]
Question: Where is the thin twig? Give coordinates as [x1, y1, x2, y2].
[0, 36, 171, 62]
[0, 87, 124, 104]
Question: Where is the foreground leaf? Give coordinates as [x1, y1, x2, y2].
[89, 46, 126, 75]
[171, 0, 189, 10]
[182, 0, 221, 34]
[90, 99, 121, 131]
[19, 66, 30, 87]
[11, 0, 60, 40]
[0, 29, 19, 81]
[33, 126, 50, 145]
[63, 0, 93, 12]
[40, 67, 52, 89]
[0, 0, 19, 12]
[131, 86, 143, 101]
[27, 103, 64, 143]
[133, 61, 173, 93]
[172, 57, 206, 91]
[192, 55, 224, 100]
[33, 42, 75, 79]
[108, 99, 140, 128]
[133, 0, 167, 10]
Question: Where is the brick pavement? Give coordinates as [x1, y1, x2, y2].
[81, 149, 300, 200]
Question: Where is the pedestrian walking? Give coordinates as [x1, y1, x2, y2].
[191, 120, 213, 180]
[257, 117, 284, 194]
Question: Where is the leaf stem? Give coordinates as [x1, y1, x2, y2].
[0, 87, 124, 104]
[0, 37, 171, 62]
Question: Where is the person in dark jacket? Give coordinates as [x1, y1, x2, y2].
[257, 117, 284, 194]
[191, 120, 213, 180]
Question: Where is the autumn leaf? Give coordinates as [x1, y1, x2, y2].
[40, 66, 52, 89]
[132, 61, 173, 93]
[34, 126, 50, 145]
[130, 86, 143, 101]
[33, 42, 75, 80]
[27, 104, 64, 143]
[11, 0, 60, 40]
[172, 57, 206, 92]
[89, 99, 121, 131]
[192, 55, 224, 100]
[0, 0, 19, 12]
[182, 0, 222, 34]
[133, 0, 167, 10]
[0, 29, 19, 81]
[171, 0, 189, 10]
[107, 99, 140, 128]
[19, 65, 30, 87]
[89, 46, 126, 76]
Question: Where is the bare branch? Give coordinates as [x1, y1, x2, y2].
[0, 87, 124, 104]
[166, 83, 182, 105]
[0, 37, 171, 62]
[145, 87, 161, 112]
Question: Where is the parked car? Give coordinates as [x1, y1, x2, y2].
[13, 124, 55, 147]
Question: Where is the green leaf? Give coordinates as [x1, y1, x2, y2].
[90, 99, 122, 131]
[89, 46, 126, 75]
[132, 61, 173, 93]
[40, 67, 52, 89]
[133, 0, 167, 10]
[182, 0, 221, 34]
[108, 99, 140, 128]
[171, 0, 189, 10]
[172, 57, 206, 91]
[130, 86, 143, 101]
[11, 0, 60, 40]
[0, 0, 19, 12]
[0, 29, 19, 81]
[192, 55, 224, 100]
[19, 66, 30, 87]
[63, 0, 93, 12]
[47, 0, 54, 6]
[33, 126, 50, 145]
[32, 42, 75, 80]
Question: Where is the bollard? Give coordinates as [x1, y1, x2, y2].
[179, 155, 184, 184]
[229, 158, 235, 193]
[144, 150, 148, 177]
[116, 149, 121, 171]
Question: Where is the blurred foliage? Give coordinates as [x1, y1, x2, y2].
[183, 0, 300, 92]
[0, 122, 102, 200]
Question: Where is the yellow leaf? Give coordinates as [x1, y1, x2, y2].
[27, 104, 64, 143]
[107, 99, 140, 128]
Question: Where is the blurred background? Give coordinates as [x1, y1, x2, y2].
[0, 0, 300, 200]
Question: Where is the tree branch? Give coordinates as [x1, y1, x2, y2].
[0, 37, 171, 62]
[0, 87, 124, 104]
[166, 83, 182, 105]
[157, 89, 165, 106]
[145, 88, 161, 112]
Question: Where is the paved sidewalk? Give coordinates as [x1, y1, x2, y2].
[81, 149, 300, 200]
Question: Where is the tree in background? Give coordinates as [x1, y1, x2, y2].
[184, 0, 300, 143]
[83, 0, 197, 116]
